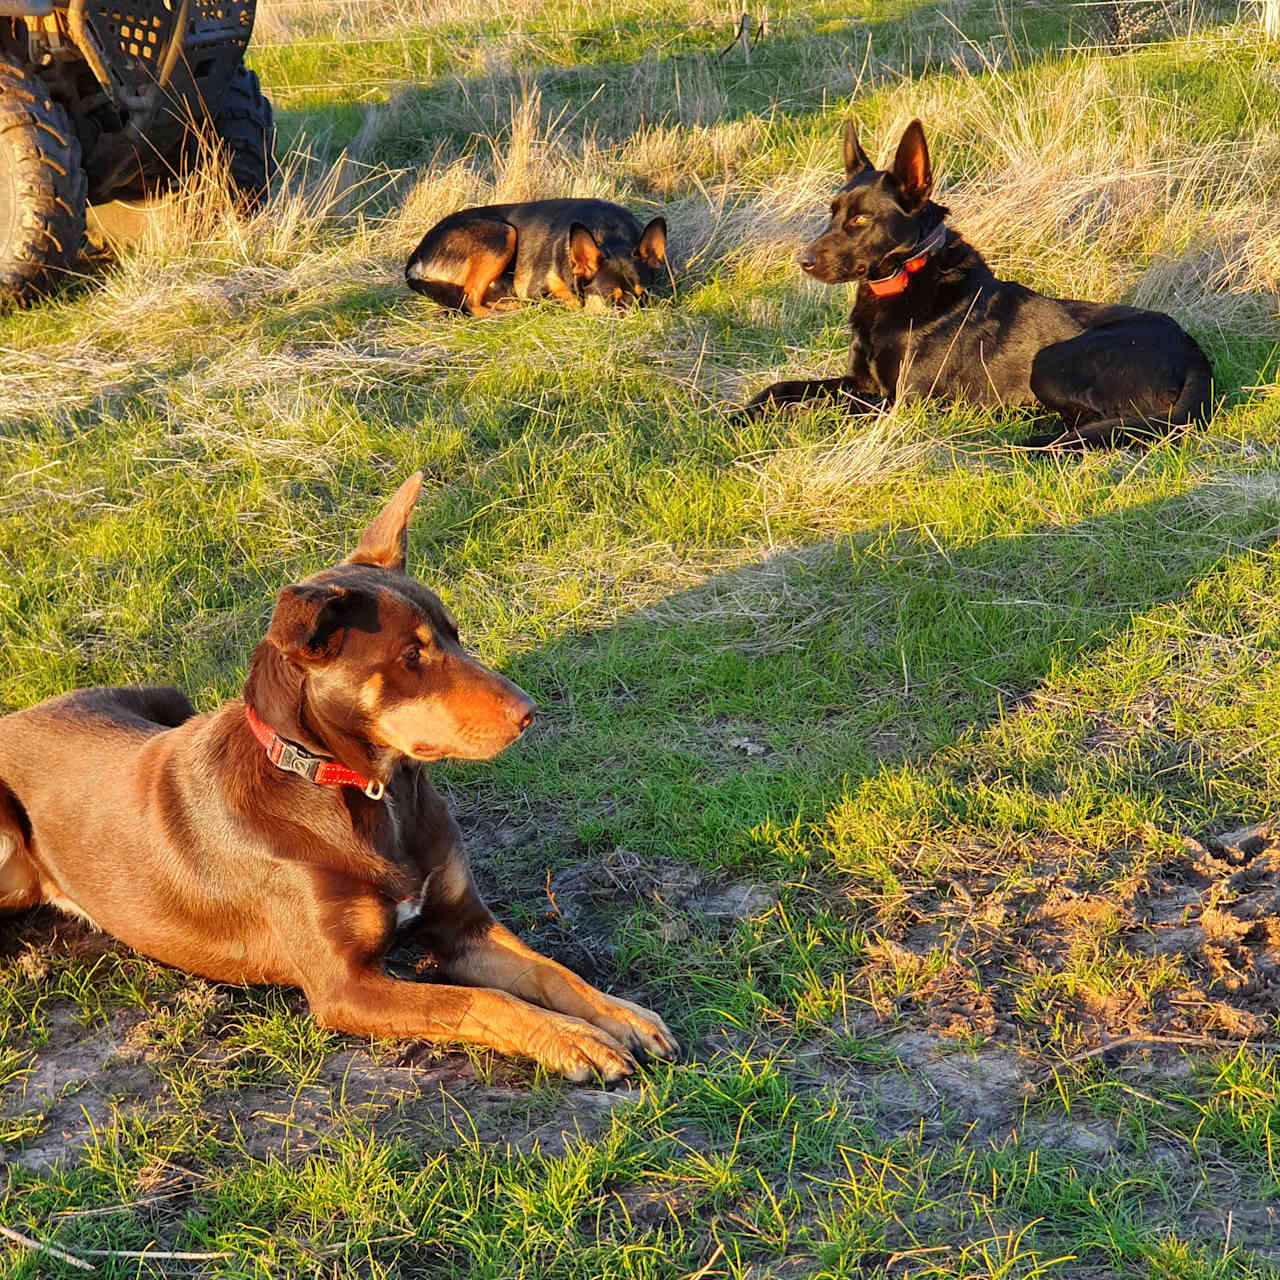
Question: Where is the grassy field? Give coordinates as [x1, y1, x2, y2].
[3, 0, 1280, 1275]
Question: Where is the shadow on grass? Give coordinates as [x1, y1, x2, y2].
[478, 475, 1269, 862]
[453, 469, 1279, 1054]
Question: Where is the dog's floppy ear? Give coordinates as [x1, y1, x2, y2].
[266, 583, 360, 663]
[633, 216, 667, 268]
[344, 471, 424, 572]
[891, 119, 933, 208]
[843, 120, 873, 178]
[567, 223, 602, 280]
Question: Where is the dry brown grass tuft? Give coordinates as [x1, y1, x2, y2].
[741, 416, 934, 524]
[77, 24, 1280, 327]
[254, 0, 835, 46]
[641, 542, 854, 655]
[887, 55, 1280, 317]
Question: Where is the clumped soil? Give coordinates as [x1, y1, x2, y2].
[857, 822, 1280, 1055]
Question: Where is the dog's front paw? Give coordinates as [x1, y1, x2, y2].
[534, 1013, 638, 1083]
[588, 995, 680, 1064]
[726, 397, 763, 424]
[728, 384, 810, 425]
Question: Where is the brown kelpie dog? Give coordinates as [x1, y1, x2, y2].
[739, 120, 1213, 448]
[0, 476, 677, 1082]
[405, 198, 667, 316]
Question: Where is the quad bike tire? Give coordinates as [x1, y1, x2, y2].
[0, 56, 87, 305]
[213, 64, 277, 205]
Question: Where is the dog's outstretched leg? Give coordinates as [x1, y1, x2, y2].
[444, 921, 679, 1065]
[732, 376, 887, 423]
[407, 864, 679, 1068]
[308, 965, 643, 1083]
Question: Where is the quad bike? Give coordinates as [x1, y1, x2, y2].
[0, 0, 276, 302]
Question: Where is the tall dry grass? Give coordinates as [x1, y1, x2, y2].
[11, 20, 1276, 439]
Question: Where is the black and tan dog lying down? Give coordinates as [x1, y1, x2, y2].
[0, 476, 678, 1082]
[738, 119, 1214, 449]
[407, 198, 667, 316]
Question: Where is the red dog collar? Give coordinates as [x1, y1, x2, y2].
[245, 705, 385, 800]
[865, 224, 948, 298]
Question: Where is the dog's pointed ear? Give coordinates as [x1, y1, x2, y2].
[843, 120, 872, 178]
[266, 583, 355, 664]
[344, 472, 424, 571]
[633, 216, 667, 268]
[891, 119, 933, 208]
[567, 223, 602, 280]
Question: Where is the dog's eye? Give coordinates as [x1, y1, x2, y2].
[402, 645, 421, 669]
[848, 214, 870, 227]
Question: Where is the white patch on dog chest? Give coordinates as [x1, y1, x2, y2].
[393, 856, 469, 927]
[395, 880, 427, 927]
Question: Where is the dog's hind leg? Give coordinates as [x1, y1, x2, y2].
[1019, 416, 1178, 451]
[405, 277, 468, 310]
[736, 376, 887, 423]
[1024, 321, 1212, 449]
[405, 219, 517, 317]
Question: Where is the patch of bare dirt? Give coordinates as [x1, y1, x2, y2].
[0, 1005, 157, 1170]
[543, 847, 777, 951]
[832, 1032, 1037, 1142]
[0, 907, 650, 1172]
[687, 716, 781, 771]
[856, 822, 1280, 1057]
[775, 1027, 1043, 1147]
[1190, 1200, 1280, 1262]
[205, 1046, 640, 1163]
[592, 1183, 701, 1235]
[0, 999, 646, 1172]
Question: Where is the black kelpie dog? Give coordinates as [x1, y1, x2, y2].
[739, 120, 1213, 448]
[406, 198, 667, 317]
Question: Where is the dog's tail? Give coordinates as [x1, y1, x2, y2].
[1021, 347, 1214, 451]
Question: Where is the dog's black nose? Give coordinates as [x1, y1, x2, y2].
[509, 698, 536, 732]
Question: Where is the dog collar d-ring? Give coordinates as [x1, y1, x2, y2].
[245, 705, 386, 800]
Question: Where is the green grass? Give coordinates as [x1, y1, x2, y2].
[3, 0, 1280, 1275]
